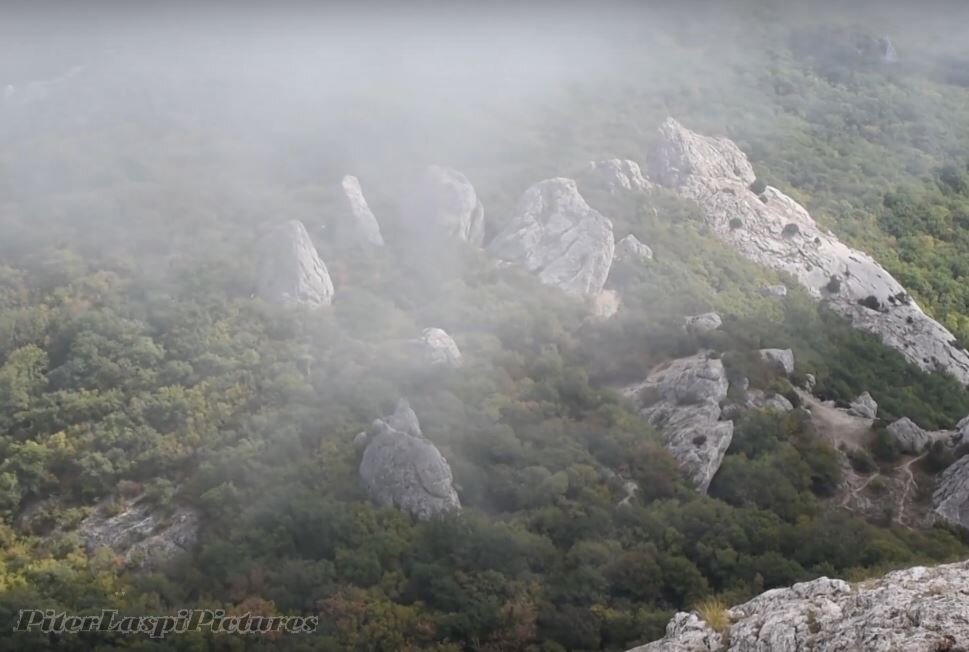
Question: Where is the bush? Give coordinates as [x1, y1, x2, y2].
[749, 178, 768, 195]
[729, 217, 744, 230]
[825, 276, 842, 294]
[847, 447, 877, 474]
[782, 223, 800, 237]
[695, 597, 729, 633]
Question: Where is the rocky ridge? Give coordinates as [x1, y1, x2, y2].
[648, 118, 969, 385]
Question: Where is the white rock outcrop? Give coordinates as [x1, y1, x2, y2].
[416, 328, 463, 368]
[684, 312, 722, 334]
[934, 454, 969, 531]
[886, 417, 930, 454]
[257, 220, 335, 307]
[616, 234, 654, 261]
[746, 389, 795, 413]
[848, 391, 878, 419]
[624, 353, 733, 493]
[78, 497, 200, 570]
[359, 399, 461, 520]
[421, 165, 485, 246]
[587, 159, 651, 194]
[630, 560, 969, 652]
[488, 178, 616, 299]
[340, 175, 384, 246]
[759, 348, 795, 375]
[649, 118, 969, 385]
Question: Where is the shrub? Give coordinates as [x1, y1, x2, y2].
[847, 447, 877, 474]
[695, 597, 729, 633]
[782, 223, 800, 237]
[825, 276, 842, 294]
[729, 217, 744, 230]
[749, 178, 768, 195]
[858, 295, 882, 311]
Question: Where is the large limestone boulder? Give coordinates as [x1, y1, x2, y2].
[759, 348, 795, 375]
[848, 391, 878, 419]
[630, 560, 969, 652]
[339, 175, 384, 246]
[624, 353, 733, 493]
[586, 159, 651, 194]
[488, 178, 615, 299]
[934, 454, 969, 531]
[649, 118, 969, 385]
[886, 417, 930, 454]
[684, 312, 722, 333]
[359, 400, 461, 520]
[616, 234, 653, 261]
[257, 220, 335, 307]
[745, 389, 794, 413]
[420, 165, 485, 246]
[416, 328, 463, 368]
[78, 497, 200, 570]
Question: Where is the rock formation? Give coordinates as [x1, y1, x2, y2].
[586, 159, 651, 194]
[648, 118, 969, 385]
[934, 454, 969, 531]
[78, 497, 200, 570]
[630, 560, 969, 652]
[359, 399, 461, 520]
[616, 234, 654, 261]
[684, 312, 722, 334]
[416, 328, 463, 368]
[886, 417, 930, 454]
[759, 348, 795, 375]
[420, 165, 485, 246]
[592, 289, 622, 319]
[624, 353, 733, 493]
[257, 220, 335, 307]
[340, 175, 384, 246]
[760, 284, 788, 298]
[746, 389, 794, 413]
[848, 391, 878, 419]
[488, 178, 616, 299]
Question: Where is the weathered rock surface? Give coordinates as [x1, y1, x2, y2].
[746, 389, 794, 413]
[886, 417, 930, 454]
[649, 118, 969, 385]
[630, 560, 969, 652]
[616, 234, 653, 261]
[624, 353, 733, 493]
[759, 348, 795, 375]
[421, 165, 485, 246]
[934, 454, 969, 531]
[587, 159, 651, 194]
[416, 328, 463, 368]
[488, 178, 615, 298]
[340, 175, 384, 246]
[684, 312, 722, 333]
[848, 391, 878, 419]
[78, 497, 200, 570]
[761, 284, 788, 298]
[257, 220, 335, 307]
[359, 399, 461, 520]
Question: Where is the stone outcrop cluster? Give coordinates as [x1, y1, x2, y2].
[629, 560, 969, 652]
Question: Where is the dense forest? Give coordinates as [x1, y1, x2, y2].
[3, 2, 969, 650]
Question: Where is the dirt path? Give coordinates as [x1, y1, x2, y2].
[798, 389, 873, 449]
[896, 453, 927, 527]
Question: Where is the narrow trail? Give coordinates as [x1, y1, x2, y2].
[896, 452, 927, 528]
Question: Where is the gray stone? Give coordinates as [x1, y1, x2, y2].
[746, 389, 794, 413]
[257, 220, 335, 307]
[848, 392, 878, 419]
[934, 454, 969, 531]
[624, 353, 733, 493]
[488, 178, 615, 298]
[616, 234, 653, 261]
[422, 165, 485, 246]
[417, 328, 463, 368]
[630, 560, 969, 651]
[886, 417, 930, 454]
[761, 284, 788, 298]
[78, 497, 199, 570]
[359, 400, 460, 520]
[684, 312, 722, 333]
[804, 373, 817, 391]
[340, 175, 384, 246]
[587, 159, 651, 194]
[759, 348, 795, 375]
[649, 118, 969, 385]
